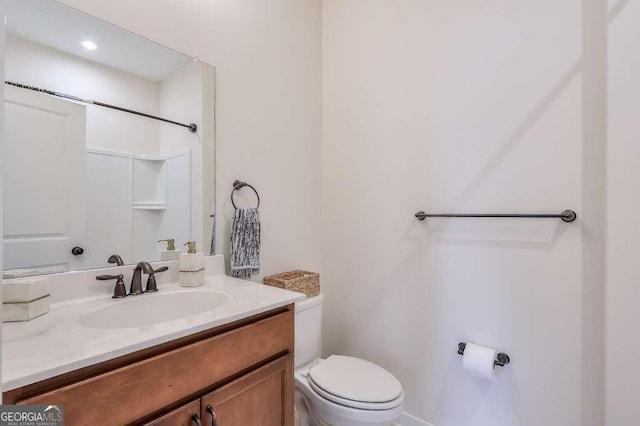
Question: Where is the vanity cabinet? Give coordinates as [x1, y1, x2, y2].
[201, 356, 291, 426]
[145, 400, 201, 426]
[3, 305, 294, 426]
[145, 356, 291, 426]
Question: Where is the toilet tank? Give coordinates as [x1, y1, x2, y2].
[294, 294, 324, 368]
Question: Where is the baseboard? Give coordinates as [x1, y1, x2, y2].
[398, 412, 434, 426]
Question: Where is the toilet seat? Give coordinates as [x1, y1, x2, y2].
[308, 378, 404, 410]
[307, 355, 404, 410]
[295, 358, 405, 425]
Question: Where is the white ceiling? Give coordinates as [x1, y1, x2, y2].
[5, 0, 192, 82]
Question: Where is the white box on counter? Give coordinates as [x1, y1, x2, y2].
[3, 296, 50, 322]
[3, 276, 51, 303]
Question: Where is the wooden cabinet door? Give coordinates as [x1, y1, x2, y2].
[144, 400, 201, 426]
[201, 355, 293, 426]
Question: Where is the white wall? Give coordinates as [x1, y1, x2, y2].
[0, 0, 6, 395]
[6, 34, 160, 155]
[57, 0, 323, 278]
[605, 0, 640, 424]
[322, 1, 605, 425]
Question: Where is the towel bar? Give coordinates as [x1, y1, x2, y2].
[415, 210, 577, 223]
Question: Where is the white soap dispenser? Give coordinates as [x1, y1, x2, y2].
[158, 239, 180, 261]
[179, 241, 205, 287]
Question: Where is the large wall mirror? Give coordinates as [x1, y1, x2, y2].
[3, 0, 215, 277]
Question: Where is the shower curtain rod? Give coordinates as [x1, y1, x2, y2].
[5, 81, 198, 133]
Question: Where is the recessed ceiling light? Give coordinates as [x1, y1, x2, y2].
[82, 40, 97, 50]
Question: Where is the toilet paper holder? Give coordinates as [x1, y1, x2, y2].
[458, 342, 511, 367]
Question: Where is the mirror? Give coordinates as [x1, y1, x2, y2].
[3, 0, 215, 277]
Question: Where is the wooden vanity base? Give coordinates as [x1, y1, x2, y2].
[3, 305, 295, 426]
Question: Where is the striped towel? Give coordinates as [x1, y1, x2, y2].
[230, 208, 261, 278]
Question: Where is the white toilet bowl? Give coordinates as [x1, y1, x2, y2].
[294, 358, 404, 426]
[294, 295, 404, 426]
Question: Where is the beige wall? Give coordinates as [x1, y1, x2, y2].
[322, 1, 605, 425]
[58, 0, 323, 278]
[606, 0, 640, 424]
[0, 0, 5, 394]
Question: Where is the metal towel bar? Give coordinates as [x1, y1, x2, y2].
[415, 210, 577, 222]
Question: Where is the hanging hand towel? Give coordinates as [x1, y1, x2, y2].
[230, 208, 261, 278]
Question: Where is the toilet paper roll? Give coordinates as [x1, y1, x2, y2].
[462, 343, 498, 382]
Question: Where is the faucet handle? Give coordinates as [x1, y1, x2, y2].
[145, 266, 168, 293]
[96, 274, 119, 279]
[96, 274, 127, 299]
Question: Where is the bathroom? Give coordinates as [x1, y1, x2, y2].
[0, 0, 636, 425]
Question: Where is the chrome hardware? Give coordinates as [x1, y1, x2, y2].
[145, 266, 168, 293]
[107, 254, 124, 266]
[206, 405, 218, 426]
[96, 274, 127, 298]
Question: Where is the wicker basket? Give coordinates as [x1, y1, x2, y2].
[263, 270, 320, 297]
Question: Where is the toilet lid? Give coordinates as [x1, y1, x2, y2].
[308, 356, 403, 405]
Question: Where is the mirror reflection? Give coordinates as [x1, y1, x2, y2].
[3, 0, 215, 277]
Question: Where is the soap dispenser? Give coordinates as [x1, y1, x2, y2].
[179, 241, 205, 287]
[158, 239, 180, 261]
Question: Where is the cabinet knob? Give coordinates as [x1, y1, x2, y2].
[191, 414, 202, 426]
[206, 405, 218, 426]
[71, 246, 85, 256]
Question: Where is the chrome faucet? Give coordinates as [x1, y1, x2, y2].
[130, 261, 169, 295]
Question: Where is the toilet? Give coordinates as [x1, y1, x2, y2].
[294, 294, 404, 426]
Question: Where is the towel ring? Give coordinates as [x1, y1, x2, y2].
[231, 180, 260, 209]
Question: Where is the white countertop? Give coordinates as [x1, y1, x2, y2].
[2, 274, 305, 391]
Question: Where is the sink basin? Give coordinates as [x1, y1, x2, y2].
[79, 290, 229, 329]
